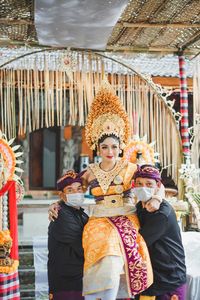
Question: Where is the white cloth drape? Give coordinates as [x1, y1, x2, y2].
[35, 0, 128, 49]
[33, 236, 48, 300]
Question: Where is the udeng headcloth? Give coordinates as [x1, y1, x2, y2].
[57, 170, 82, 191]
[85, 81, 131, 150]
[133, 164, 161, 182]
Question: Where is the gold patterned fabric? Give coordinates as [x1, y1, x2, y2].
[89, 159, 136, 196]
[82, 214, 153, 296]
[89, 159, 128, 194]
[83, 216, 121, 270]
[83, 214, 151, 271]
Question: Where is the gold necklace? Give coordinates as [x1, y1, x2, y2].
[89, 159, 127, 194]
[99, 162, 117, 172]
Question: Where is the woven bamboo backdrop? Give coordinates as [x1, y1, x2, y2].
[0, 51, 182, 183]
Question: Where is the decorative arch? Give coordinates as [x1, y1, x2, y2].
[0, 49, 182, 184]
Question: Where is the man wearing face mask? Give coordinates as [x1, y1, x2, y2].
[133, 165, 187, 300]
[48, 170, 89, 300]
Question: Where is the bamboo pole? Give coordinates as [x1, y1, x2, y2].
[120, 22, 200, 28]
[0, 18, 33, 25]
[106, 45, 198, 55]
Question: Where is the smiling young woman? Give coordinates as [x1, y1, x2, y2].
[78, 83, 155, 300]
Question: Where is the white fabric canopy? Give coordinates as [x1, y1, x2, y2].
[35, 0, 128, 49]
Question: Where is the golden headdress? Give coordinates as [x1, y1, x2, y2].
[85, 81, 130, 150]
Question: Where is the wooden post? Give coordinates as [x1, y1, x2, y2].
[178, 53, 190, 162]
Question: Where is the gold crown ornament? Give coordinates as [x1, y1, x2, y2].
[85, 81, 131, 150]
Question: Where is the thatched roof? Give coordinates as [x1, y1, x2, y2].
[0, 0, 37, 45]
[108, 0, 200, 55]
[0, 0, 200, 56]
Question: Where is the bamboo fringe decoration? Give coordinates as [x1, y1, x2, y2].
[0, 51, 182, 183]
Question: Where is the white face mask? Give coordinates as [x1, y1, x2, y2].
[133, 187, 155, 202]
[65, 193, 85, 207]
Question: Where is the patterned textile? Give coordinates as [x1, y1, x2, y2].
[57, 170, 83, 191]
[178, 55, 190, 154]
[82, 214, 153, 297]
[83, 217, 122, 270]
[108, 215, 149, 296]
[0, 271, 20, 299]
[133, 165, 161, 182]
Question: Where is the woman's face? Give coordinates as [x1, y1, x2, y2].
[98, 137, 120, 163]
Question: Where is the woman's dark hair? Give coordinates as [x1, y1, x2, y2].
[97, 134, 120, 146]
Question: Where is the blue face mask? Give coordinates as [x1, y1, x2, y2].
[133, 187, 155, 202]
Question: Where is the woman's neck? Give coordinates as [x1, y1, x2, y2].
[100, 160, 117, 172]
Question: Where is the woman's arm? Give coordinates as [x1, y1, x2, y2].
[123, 189, 134, 204]
[48, 201, 61, 221]
[80, 169, 90, 192]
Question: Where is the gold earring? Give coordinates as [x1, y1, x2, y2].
[119, 149, 122, 154]
[97, 150, 100, 156]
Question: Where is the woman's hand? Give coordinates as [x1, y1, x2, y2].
[48, 202, 60, 221]
[145, 184, 164, 213]
[157, 183, 165, 198]
[145, 196, 162, 212]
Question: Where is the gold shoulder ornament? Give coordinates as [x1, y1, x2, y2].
[89, 160, 128, 194]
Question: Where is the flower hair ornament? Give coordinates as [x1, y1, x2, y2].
[123, 135, 156, 164]
[85, 80, 131, 150]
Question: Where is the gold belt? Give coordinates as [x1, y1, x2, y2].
[96, 195, 124, 208]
